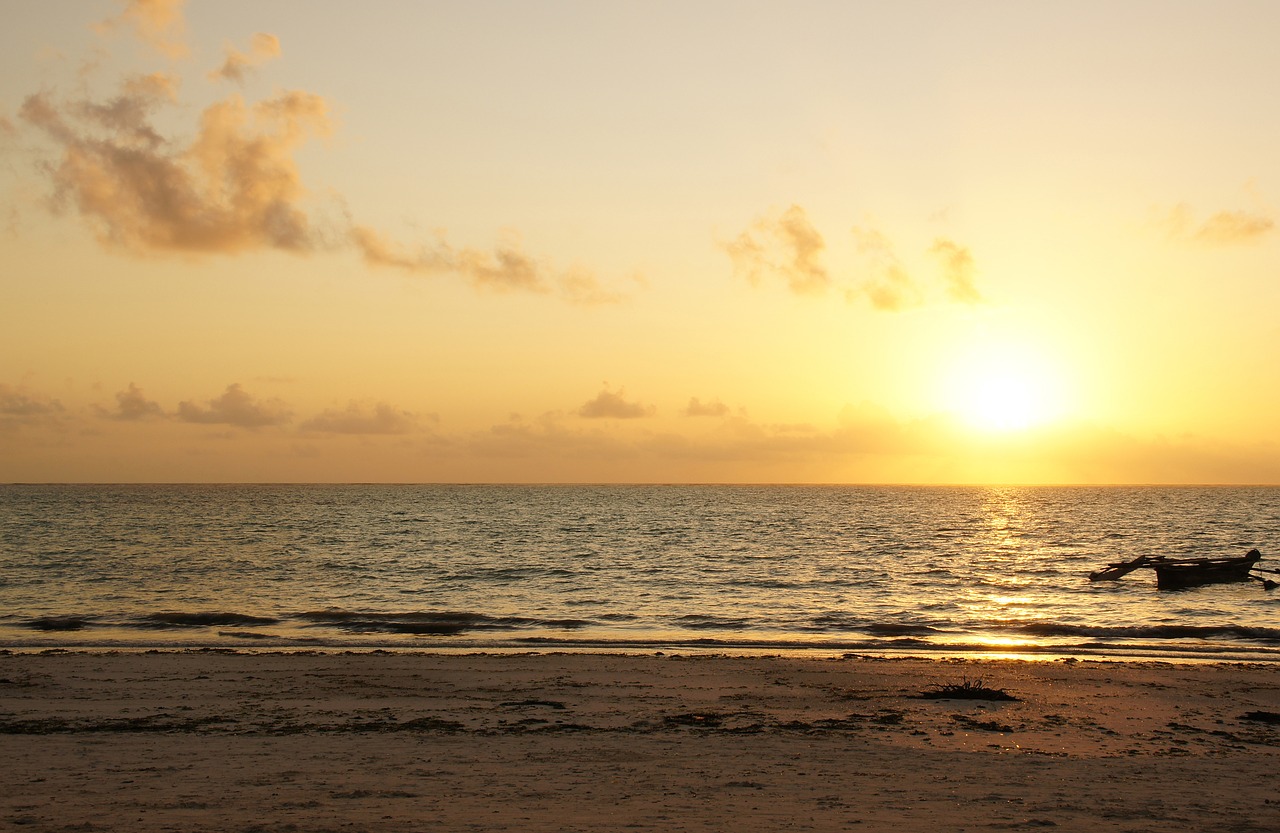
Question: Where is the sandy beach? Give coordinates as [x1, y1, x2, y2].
[3, 650, 1279, 832]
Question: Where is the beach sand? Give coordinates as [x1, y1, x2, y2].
[3, 650, 1279, 832]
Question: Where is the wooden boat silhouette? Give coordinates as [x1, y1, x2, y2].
[1089, 548, 1263, 590]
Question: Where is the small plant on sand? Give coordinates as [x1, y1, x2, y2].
[920, 676, 1019, 702]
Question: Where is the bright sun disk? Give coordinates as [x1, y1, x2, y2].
[943, 344, 1063, 433]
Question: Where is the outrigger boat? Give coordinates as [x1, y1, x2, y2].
[1089, 548, 1269, 590]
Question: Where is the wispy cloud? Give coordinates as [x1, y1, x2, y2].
[1161, 203, 1275, 245]
[94, 0, 189, 59]
[577, 388, 654, 419]
[351, 225, 624, 304]
[176, 383, 291, 428]
[557, 268, 627, 306]
[929, 238, 982, 304]
[300, 401, 424, 435]
[850, 225, 921, 311]
[209, 33, 281, 85]
[725, 204, 831, 295]
[727, 206, 979, 310]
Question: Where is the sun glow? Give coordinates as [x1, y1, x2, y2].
[942, 343, 1064, 433]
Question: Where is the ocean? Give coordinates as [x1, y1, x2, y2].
[2, 484, 1278, 659]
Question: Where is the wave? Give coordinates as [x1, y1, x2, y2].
[21, 612, 279, 631]
[670, 614, 756, 630]
[808, 615, 941, 636]
[10, 603, 1280, 653]
[295, 610, 594, 635]
[26, 616, 94, 632]
[1008, 621, 1280, 643]
[142, 612, 280, 628]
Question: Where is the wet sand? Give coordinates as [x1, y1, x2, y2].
[3, 650, 1279, 832]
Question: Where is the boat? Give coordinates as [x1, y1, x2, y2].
[1089, 548, 1264, 590]
[1148, 549, 1262, 590]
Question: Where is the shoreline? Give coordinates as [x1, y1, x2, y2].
[5, 637, 1280, 664]
[5, 650, 1280, 831]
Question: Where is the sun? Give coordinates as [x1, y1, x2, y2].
[942, 343, 1063, 433]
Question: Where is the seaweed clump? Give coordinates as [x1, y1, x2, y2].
[919, 677, 1019, 702]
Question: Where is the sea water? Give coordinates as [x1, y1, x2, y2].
[2, 484, 1278, 659]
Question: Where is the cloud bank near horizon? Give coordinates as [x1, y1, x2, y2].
[7, 374, 1276, 484]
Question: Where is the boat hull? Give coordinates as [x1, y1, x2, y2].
[1151, 551, 1262, 590]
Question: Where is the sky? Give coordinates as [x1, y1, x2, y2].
[2, 0, 1278, 484]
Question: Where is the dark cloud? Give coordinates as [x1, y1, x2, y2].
[176, 383, 291, 428]
[300, 402, 422, 435]
[725, 204, 831, 295]
[576, 389, 654, 419]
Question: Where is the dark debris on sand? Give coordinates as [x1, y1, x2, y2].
[919, 677, 1019, 702]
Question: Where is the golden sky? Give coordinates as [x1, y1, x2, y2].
[2, 0, 1278, 484]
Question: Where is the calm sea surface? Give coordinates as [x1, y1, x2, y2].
[2, 485, 1279, 659]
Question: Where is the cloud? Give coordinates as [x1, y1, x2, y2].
[21, 82, 332, 255]
[683, 397, 730, 417]
[350, 225, 446, 273]
[176, 383, 291, 428]
[104, 382, 163, 420]
[352, 225, 625, 304]
[468, 413, 635, 465]
[71, 73, 180, 150]
[456, 404, 966, 483]
[1162, 204, 1274, 245]
[727, 206, 981, 311]
[456, 240, 546, 293]
[1193, 210, 1274, 244]
[16, 3, 629, 306]
[725, 204, 831, 295]
[556, 268, 627, 306]
[209, 33, 281, 85]
[95, 0, 188, 59]
[0, 384, 64, 431]
[851, 226, 921, 311]
[576, 388, 655, 419]
[350, 225, 543, 293]
[929, 238, 982, 304]
[300, 401, 423, 435]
